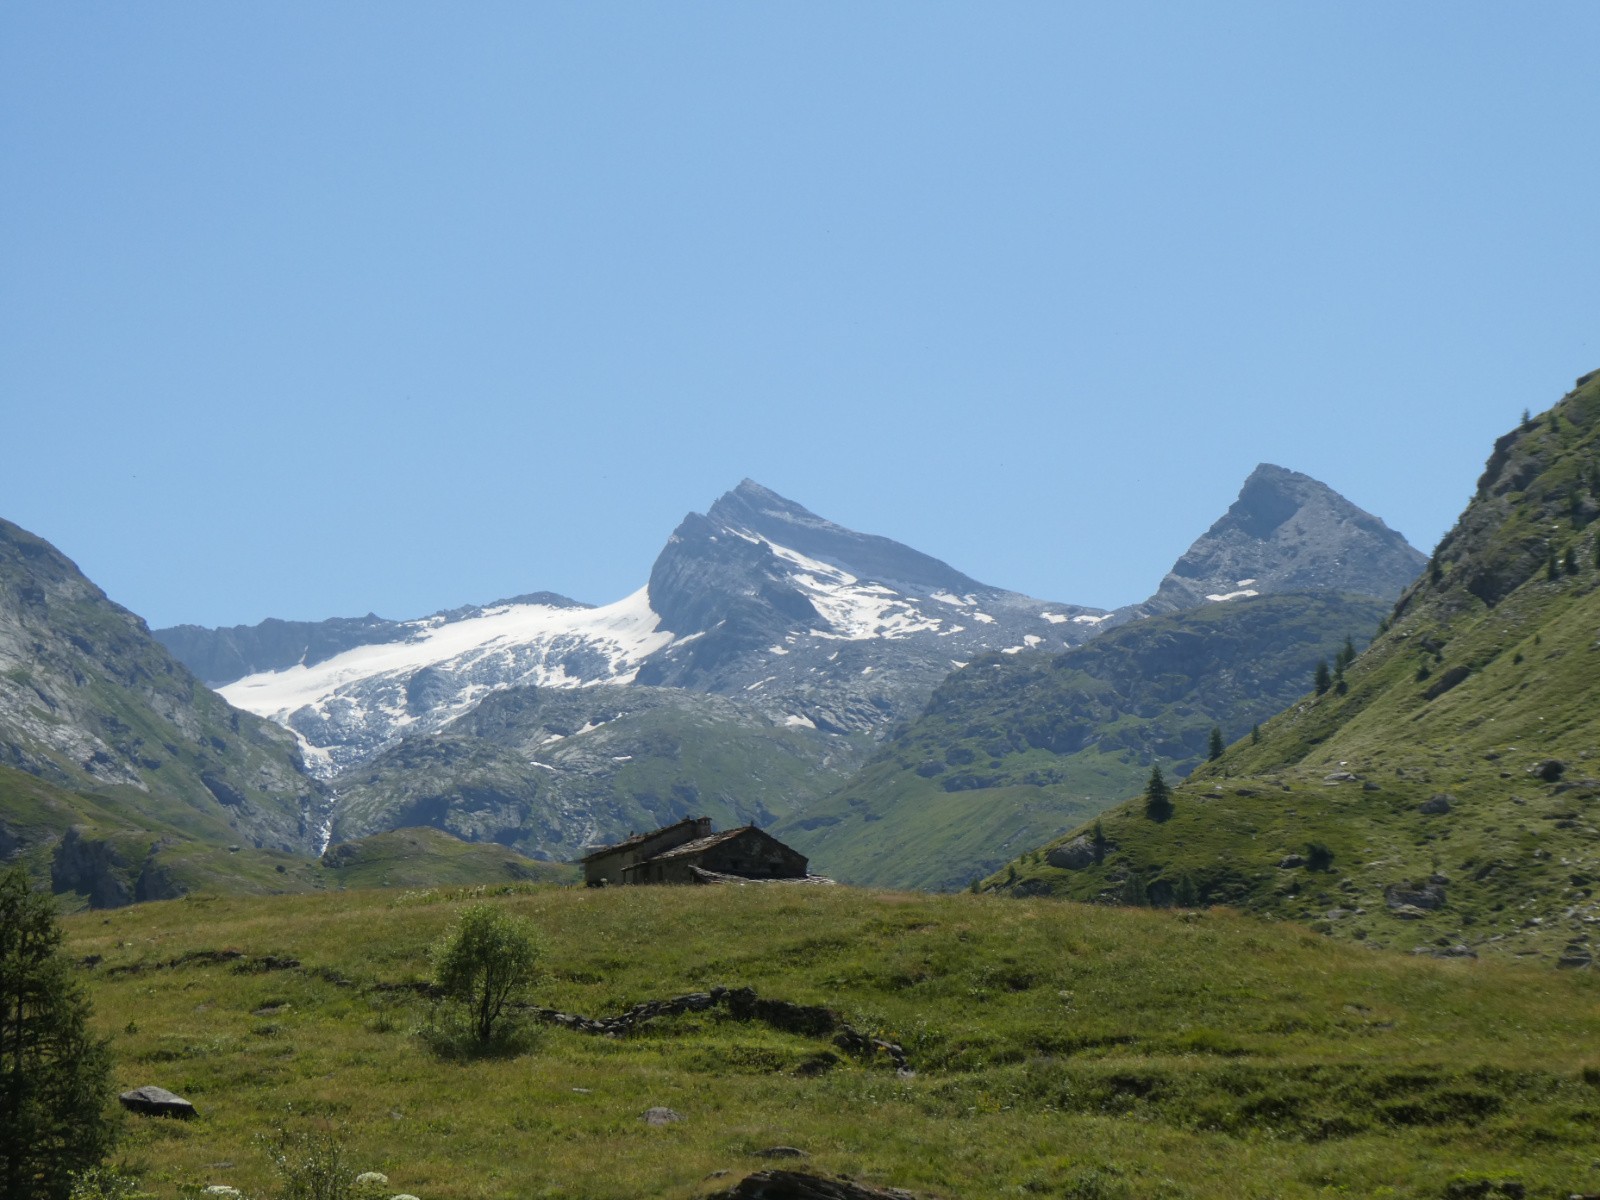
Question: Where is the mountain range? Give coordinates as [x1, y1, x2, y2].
[0, 456, 1428, 904]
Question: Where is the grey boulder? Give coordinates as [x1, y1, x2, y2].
[119, 1085, 197, 1119]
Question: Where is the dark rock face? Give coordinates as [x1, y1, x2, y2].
[1046, 836, 1097, 870]
[118, 1085, 197, 1119]
[1128, 464, 1426, 619]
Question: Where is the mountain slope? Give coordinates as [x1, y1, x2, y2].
[1124, 463, 1425, 619]
[0, 517, 325, 863]
[991, 371, 1600, 963]
[330, 683, 870, 861]
[784, 593, 1390, 891]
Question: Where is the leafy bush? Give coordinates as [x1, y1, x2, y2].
[425, 902, 542, 1055]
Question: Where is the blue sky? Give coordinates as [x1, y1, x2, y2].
[3, 3, 1597, 628]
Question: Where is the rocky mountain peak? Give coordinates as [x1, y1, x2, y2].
[1133, 464, 1426, 617]
[703, 480, 987, 598]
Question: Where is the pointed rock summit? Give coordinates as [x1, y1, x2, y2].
[1132, 465, 1426, 617]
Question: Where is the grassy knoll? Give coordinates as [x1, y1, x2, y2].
[66, 884, 1600, 1199]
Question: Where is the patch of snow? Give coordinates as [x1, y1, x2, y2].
[1040, 612, 1069, 624]
[930, 591, 974, 608]
[768, 645, 790, 656]
[950, 660, 968, 669]
[972, 612, 995, 625]
[783, 714, 816, 729]
[1023, 634, 1042, 647]
[530, 760, 557, 772]
[1236, 578, 1257, 587]
[745, 677, 775, 691]
[1205, 589, 1261, 603]
[612, 755, 632, 762]
[1072, 613, 1113, 625]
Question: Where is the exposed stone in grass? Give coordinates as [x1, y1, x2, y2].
[119, 1084, 197, 1118]
[1045, 836, 1096, 870]
[1420, 794, 1454, 815]
[643, 1106, 683, 1125]
[705, 1171, 919, 1199]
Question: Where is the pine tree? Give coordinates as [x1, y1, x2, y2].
[1340, 636, 1357, 669]
[1251, 724, 1261, 745]
[0, 867, 115, 1200]
[1547, 547, 1561, 581]
[1564, 545, 1579, 575]
[1144, 765, 1173, 821]
[1208, 725, 1224, 761]
[1314, 659, 1332, 695]
[1520, 407, 1533, 431]
[1091, 820, 1107, 864]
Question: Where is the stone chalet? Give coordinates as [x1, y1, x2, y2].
[579, 816, 812, 886]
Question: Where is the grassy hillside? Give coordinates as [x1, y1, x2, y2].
[65, 884, 1600, 1199]
[990, 372, 1600, 963]
[786, 594, 1388, 891]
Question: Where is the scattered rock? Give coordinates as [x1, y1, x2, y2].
[1045, 836, 1096, 870]
[793, 1052, 839, 1077]
[1419, 794, 1453, 815]
[1386, 880, 1446, 911]
[1411, 944, 1477, 959]
[1324, 771, 1359, 783]
[1278, 854, 1306, 869]
[202, 1188, 240, 1197]
[119, 1085, 197, 1119]
[1362, 781, 1381, 791]
[704, 1170, 919, 1200]
[1531, 759, 1567, 782]
[643, 1107, 683, 1126]
[354, 1173, 389, 1187]
[1389, 904, 1430, 921]
[755, 1147, 808, 1159]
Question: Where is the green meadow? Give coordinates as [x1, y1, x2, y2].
[65, 883, 1600, 1200]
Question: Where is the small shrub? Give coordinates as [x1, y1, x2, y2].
[429, 903, 541, 1052]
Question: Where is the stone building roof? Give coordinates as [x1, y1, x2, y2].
[578, 816, 708, 862]
[646, 827, 758, 862]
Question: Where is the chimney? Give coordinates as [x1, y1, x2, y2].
[694, 816, 712, 836]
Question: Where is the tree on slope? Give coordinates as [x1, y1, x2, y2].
[0, 866, 114, 1200]
[1208, 726, 1224, 761]
[432, 903, 541, 1050]
[1144, 765, 1173, 822]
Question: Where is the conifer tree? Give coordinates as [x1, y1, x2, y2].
[0, 867, 114, 1200]
[1091, 820, 1107, 864]
[1314, 659, 1332, 695]
[1251, 724, 1261, 744]
[1144, 765, 1173, 821]
[1547, 547, 1561, 581]
[1564, 545, 1579, 575]
[1208, 725, 1224, 761]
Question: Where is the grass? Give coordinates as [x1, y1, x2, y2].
[64, 883, 1600, 1199]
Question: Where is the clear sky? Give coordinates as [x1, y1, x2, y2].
[3, 3, 1598, 629]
